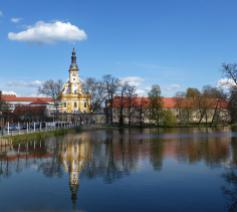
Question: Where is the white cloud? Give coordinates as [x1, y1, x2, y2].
[120, 76, 144, 87]
[8, 21, 87, 43]
[217, 78, 236, 89]
[164, 84, 181, 91]
[6, 80, 43, 88]
[2, 91, 17, 96]
[11, 17, 22, 23]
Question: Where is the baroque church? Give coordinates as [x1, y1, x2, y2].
[60, 48, 91, 113]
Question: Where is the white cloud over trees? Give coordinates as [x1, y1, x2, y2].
[217, 78, 236, 89]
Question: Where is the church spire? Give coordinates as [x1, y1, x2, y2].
[71, 48, 76, 64]
[70, 48, 78, 70]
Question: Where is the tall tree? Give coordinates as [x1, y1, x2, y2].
[137, 97, 146, 128]
[175, 91, 189, 124]
[0, 91, 9, 130]
[222, 63, 237, 124]
[186, 88, 201, 124]
[118, 82, 129, 126]
[148, 85, 163, 126]
[127, 85, 137, 127]
[38, 80, 63, 117]
[228, 88, 237, 124]
[83, 78, 106, 112]
[103, 75, 119, 124]
[222, 63, 237, 86]
[202, 86, 227, 126]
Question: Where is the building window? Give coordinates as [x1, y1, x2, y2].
[74, 102, 77, 108]
[64, 102, 67, 108]
[84, 102, 87, 108]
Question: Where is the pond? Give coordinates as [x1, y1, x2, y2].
[0, 128, 236, 212]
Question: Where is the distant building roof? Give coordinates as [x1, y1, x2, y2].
[30, 99, 50, 105]
[112, 96, 228, 109]
[2, 94, 53, 103]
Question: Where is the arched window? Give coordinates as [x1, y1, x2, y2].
[74, 102, 77, 108]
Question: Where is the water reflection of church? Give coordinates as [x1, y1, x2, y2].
[0, 135, 92, 209]
[60, 135, 92, 207]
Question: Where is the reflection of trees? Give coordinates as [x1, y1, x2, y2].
[149, 139, 164, 170]
[222, 168, 237, 212]
[83, 129, 140, 183]
[172, 130, 230, 166]
[222, 136, 237, 212]
[37, 138, 64, 178]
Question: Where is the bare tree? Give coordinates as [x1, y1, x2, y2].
[103, 75, 120, 124]
[127, 85, 137, 127]
[222, 63, 237, 124]
[175, 91, 188, 124]
[83, 78, 106, 112]
[201, 86, 227, 126]
[228, 87, 237, 124]
[0, 91, 9, 131]
[38, 80, 63, 118]
[118, 83, 128, 126]
[137, 97, 146, 127]
[223, 63, 237, 86]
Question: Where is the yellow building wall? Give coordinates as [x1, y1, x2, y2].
[60, 94, 91, 113]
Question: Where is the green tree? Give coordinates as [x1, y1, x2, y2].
[161, 110, 176, 127]
[148, 85, 163, 125]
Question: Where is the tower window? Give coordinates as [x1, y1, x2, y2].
[74, 102, 77, 108]
[64, 102, 67, 108]
[84, 102, 87, 108]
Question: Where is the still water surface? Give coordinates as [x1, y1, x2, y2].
[0, 128, 237, 212]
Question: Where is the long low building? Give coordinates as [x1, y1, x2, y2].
[0, 92, 54, 113]
[111, 96, 229, 125]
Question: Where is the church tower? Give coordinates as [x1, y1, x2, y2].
[69, 48, 81, 94]
[60, 48, 91, 113]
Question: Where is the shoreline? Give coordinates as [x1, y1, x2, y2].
[1, 123, 232, 143]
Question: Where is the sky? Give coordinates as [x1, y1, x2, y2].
[0, 0, 237, 97]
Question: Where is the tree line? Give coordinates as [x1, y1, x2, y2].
[1, 63, 237, 127]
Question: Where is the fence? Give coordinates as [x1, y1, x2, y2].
[0, 121, 78, 137]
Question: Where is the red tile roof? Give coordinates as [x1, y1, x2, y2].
[112, 96, 228, 109]
[2, 95, 52, 103]
[30, 99, 50, 105]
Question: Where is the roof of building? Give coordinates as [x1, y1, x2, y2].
[2, 95, 53, 103]
[30, 99, 51, 105]
[112, 96, 228, 109]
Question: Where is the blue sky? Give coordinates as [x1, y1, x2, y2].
[0, 0, 237, 96]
